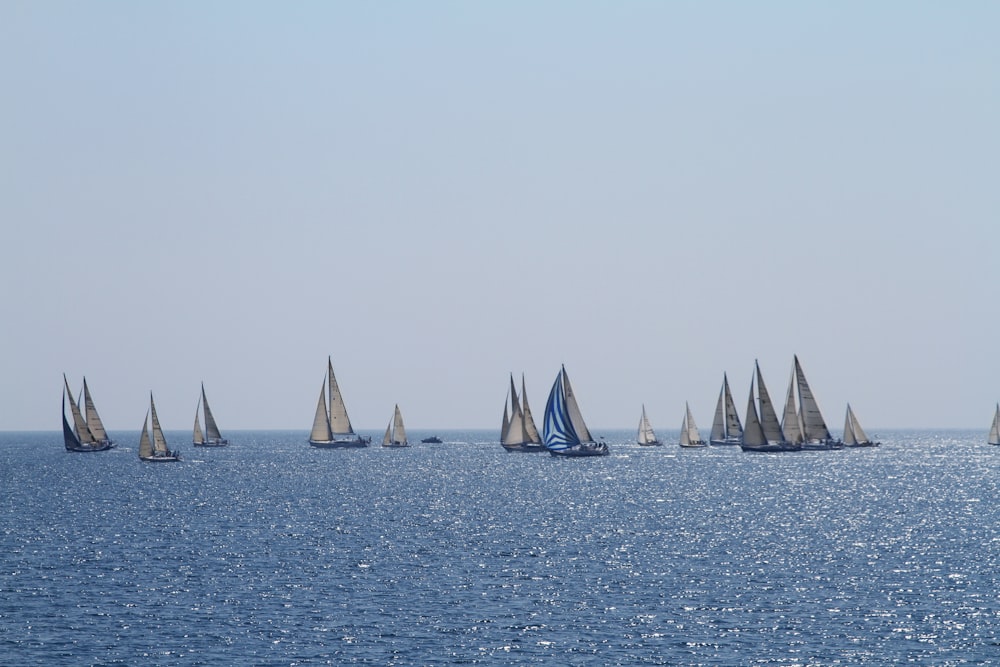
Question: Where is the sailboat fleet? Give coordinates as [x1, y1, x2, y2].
[63, 353, 1000, 456]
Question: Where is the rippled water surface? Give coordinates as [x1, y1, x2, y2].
[1, 429, 998, 665]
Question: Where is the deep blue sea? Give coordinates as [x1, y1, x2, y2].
[1, 429, 997, 665]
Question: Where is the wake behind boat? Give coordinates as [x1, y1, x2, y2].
[193, 382, 228, 446]
[139, 393, 181, 462]
[309, 357, 370, 448]
[61, 374, 114, 452]
[542, 365, 608, 457]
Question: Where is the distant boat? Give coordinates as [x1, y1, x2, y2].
[843, 403, 880, 447]
[679, 402, 707, 447]
[308, 357, 370, 448]
[637, 404, 662, 446]
[542, 365, 609, 457]
[193, 383, 228, 447]
[382, 404, 409, 447]
[501, 373, 545, 452]
[421, 436, 443, 444]
[989, 404, 1000, 446]
[790, 355, 841, 450]
[741, 361, 799, 452]
[709, 373, 742, 446]
[139, 393, 181, 462]
[61, 375, 114, 452]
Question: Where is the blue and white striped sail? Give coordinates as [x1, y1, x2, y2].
[543, 367, 581, 451]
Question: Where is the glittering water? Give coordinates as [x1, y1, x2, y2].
[1, 429, 997, 665]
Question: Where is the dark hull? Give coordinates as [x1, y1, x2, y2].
[709, 438, 741, 446]
[548, 442, 610, 457]
[801, 439, 844, 451]
[637, 441, 663, 446]
[140, 455, 181, 462]
[679, 442, 708, 448]
[420, 437, 443, 444]
[845, 441, 881, 448]
[740, 442, 802, 453]
[502, 443, 547, 453]
[309, 437, 370, 448]
[66, 441, 115, 453]
[381, 442, 409, 448]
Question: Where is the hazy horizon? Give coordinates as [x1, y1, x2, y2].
[3, 3, 998, 432]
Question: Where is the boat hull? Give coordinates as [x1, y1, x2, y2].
[637, 440, 663, 446]
[740, 441, 802, 453]
[140, 455, 181, 462]
[709, 438, 741, 446]
[66, 441, 115, 453]
[679, 442, 708, 448]
[845, 441, 880, 447]
[548, 442, 609, 457]
[194, 439, 229, 447]
[309, 436, 370, 448]
[503, 443, 547, 453]
[801, 439, 844, 451]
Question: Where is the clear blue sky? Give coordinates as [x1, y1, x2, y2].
[2, 2, 998, 431]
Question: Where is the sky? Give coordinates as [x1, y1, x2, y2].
[2, 2, 998, 432]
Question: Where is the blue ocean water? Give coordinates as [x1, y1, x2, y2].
[1, 429, 997, 665]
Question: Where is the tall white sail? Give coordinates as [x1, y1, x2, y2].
[756, 362, 785, 444]
[710, 386, 726, 442]
[193, 395, 204, 445]
[848, 404, 872, 444]
[503, 374, 528, 446]
[742, 377, 767, 447]
[679, 411, 691, 446]
[310, 383, 332, 442]
[500, 399, 510, 443]
[685, 402, 704, 444]
[327, 359, 355, 436]
[522, 375, 542, 444]
[64, 375, 95, 444]
[842, 405, 858, 446]
[794, 355, 831, 441]
[82, 378, 109, 442]
[392, 404, 407, 445]
[561, 367, 594, 443]
[638, 405, 658, 445]
[138, 412, 153, 459]
[382, 418, 393, 446]
[201, 384, 224, 441]
[781, 369, 804, 444]
[150, 394, 169, 455]
[989, 404, 1000, 445]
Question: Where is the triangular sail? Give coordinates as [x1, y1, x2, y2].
[849, 404, 871, 444]
[201, 384, 223, 440]
[500, 399, 510, 442]
[327, 359, 355, 436]
[309, 381, 332, 442]
[150, 394, 169, 454]
[138, 412, 153, 459]
[193, 394, 204, 445]
[64, 375, 94, 444]
[62, 391, 83, 450]
[989, 405, 1000, 445]
[82, 378, 109, 442]
[543, 368, 580, 451]
[794, 355, 831, 441]
[842, 405, 858, 446]
[685, 402, 703, 444]
[756, 362, 785, 443]
[560, 366, 593, 443]
[781, 369, 804, 444]
[382, 418, 393, 445]
[503, 374, 528, 446]
[679, 411, 691, 446]
[723, 374, 743, 439]
[522, 375, 542, 444]
[742, 377, 767, 446]
[710, 385, 726, 442]
[392, 404, 407, 444]
[638, 405, 658, 444]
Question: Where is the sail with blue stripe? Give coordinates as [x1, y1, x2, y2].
[543, 367, 580, 451]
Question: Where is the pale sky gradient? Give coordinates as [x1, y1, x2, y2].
[2, 2, 998, 432]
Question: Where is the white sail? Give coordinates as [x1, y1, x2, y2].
[201, 384, 223, 441]
[710, 386, 726, 442]
[382, 419, 393, 446]
[310, 382, 332, 442]
[327, 359, 355, 436]
[193, 395, 204, 445]
[742, 378, 767, 447]
[848, 404, 872, 444]
[781, 369, 804, 444]
[685, 402, 704, 444]
[503, 374, 528, 446]
[522, 375, 542, 444]
[842, 405, 858, 446]
[723, 374, 743, 439]
[138, 412, 153, 459]
[989, 404, 1000, 445]
[756, 362, 785, 444]
[794, 355, 831, 441]
[64, 375, 95, 444]
[150, 394, 169, 455]
[561, 367, 594, 443]
[500, 399, 510, 443]
[82, 378, 109, 442]
[679, 411, 691, 446]
[638, 405, 658, 444]
[392, 404, 407, 445]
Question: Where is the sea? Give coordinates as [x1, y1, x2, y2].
[1, 429, 997, 666]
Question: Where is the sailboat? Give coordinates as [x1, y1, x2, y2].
[791, 355, 841, 450]
[679, 402, 707, 447]
[843, 403, 880, 447]
[740, 361, 799, 452]
[139, 393, 181, 462]
[709, 373, 743, 445]
[192, 383, 228, 446]
[501, 373, 545, 452]
[61, 375, 114, 452]
[308, 357, 370, 448]
[381, 404, 409, 447]
[542, 365, 609, 457]
[781, 367, 805, 446]
[637, 404, 662, 446]
[989, 404, 1000, 446]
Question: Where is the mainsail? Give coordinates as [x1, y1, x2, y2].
[741, 376, 767, 447]
[150, 394, 169, 455]
[794, 355, 831, 441]
[202, 384, 224, 441]
[990, 404, 1000, 446]
[327, 359, 355, 436]
[560, 367, 593, 444]
[64, 375, 94, 445]
[82, 378, 110, 443]
[638, 404, 658, 445]
[138, 412, 153, 459]
[756, 362, 785, 444]
[382, 404, 407, 446]
[543, 367, 580, 451]
[781, 368, 804, 444]
[310, 383, 332, 442]
[503, 374, 528, 446]
[521, 375, 542, 444]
